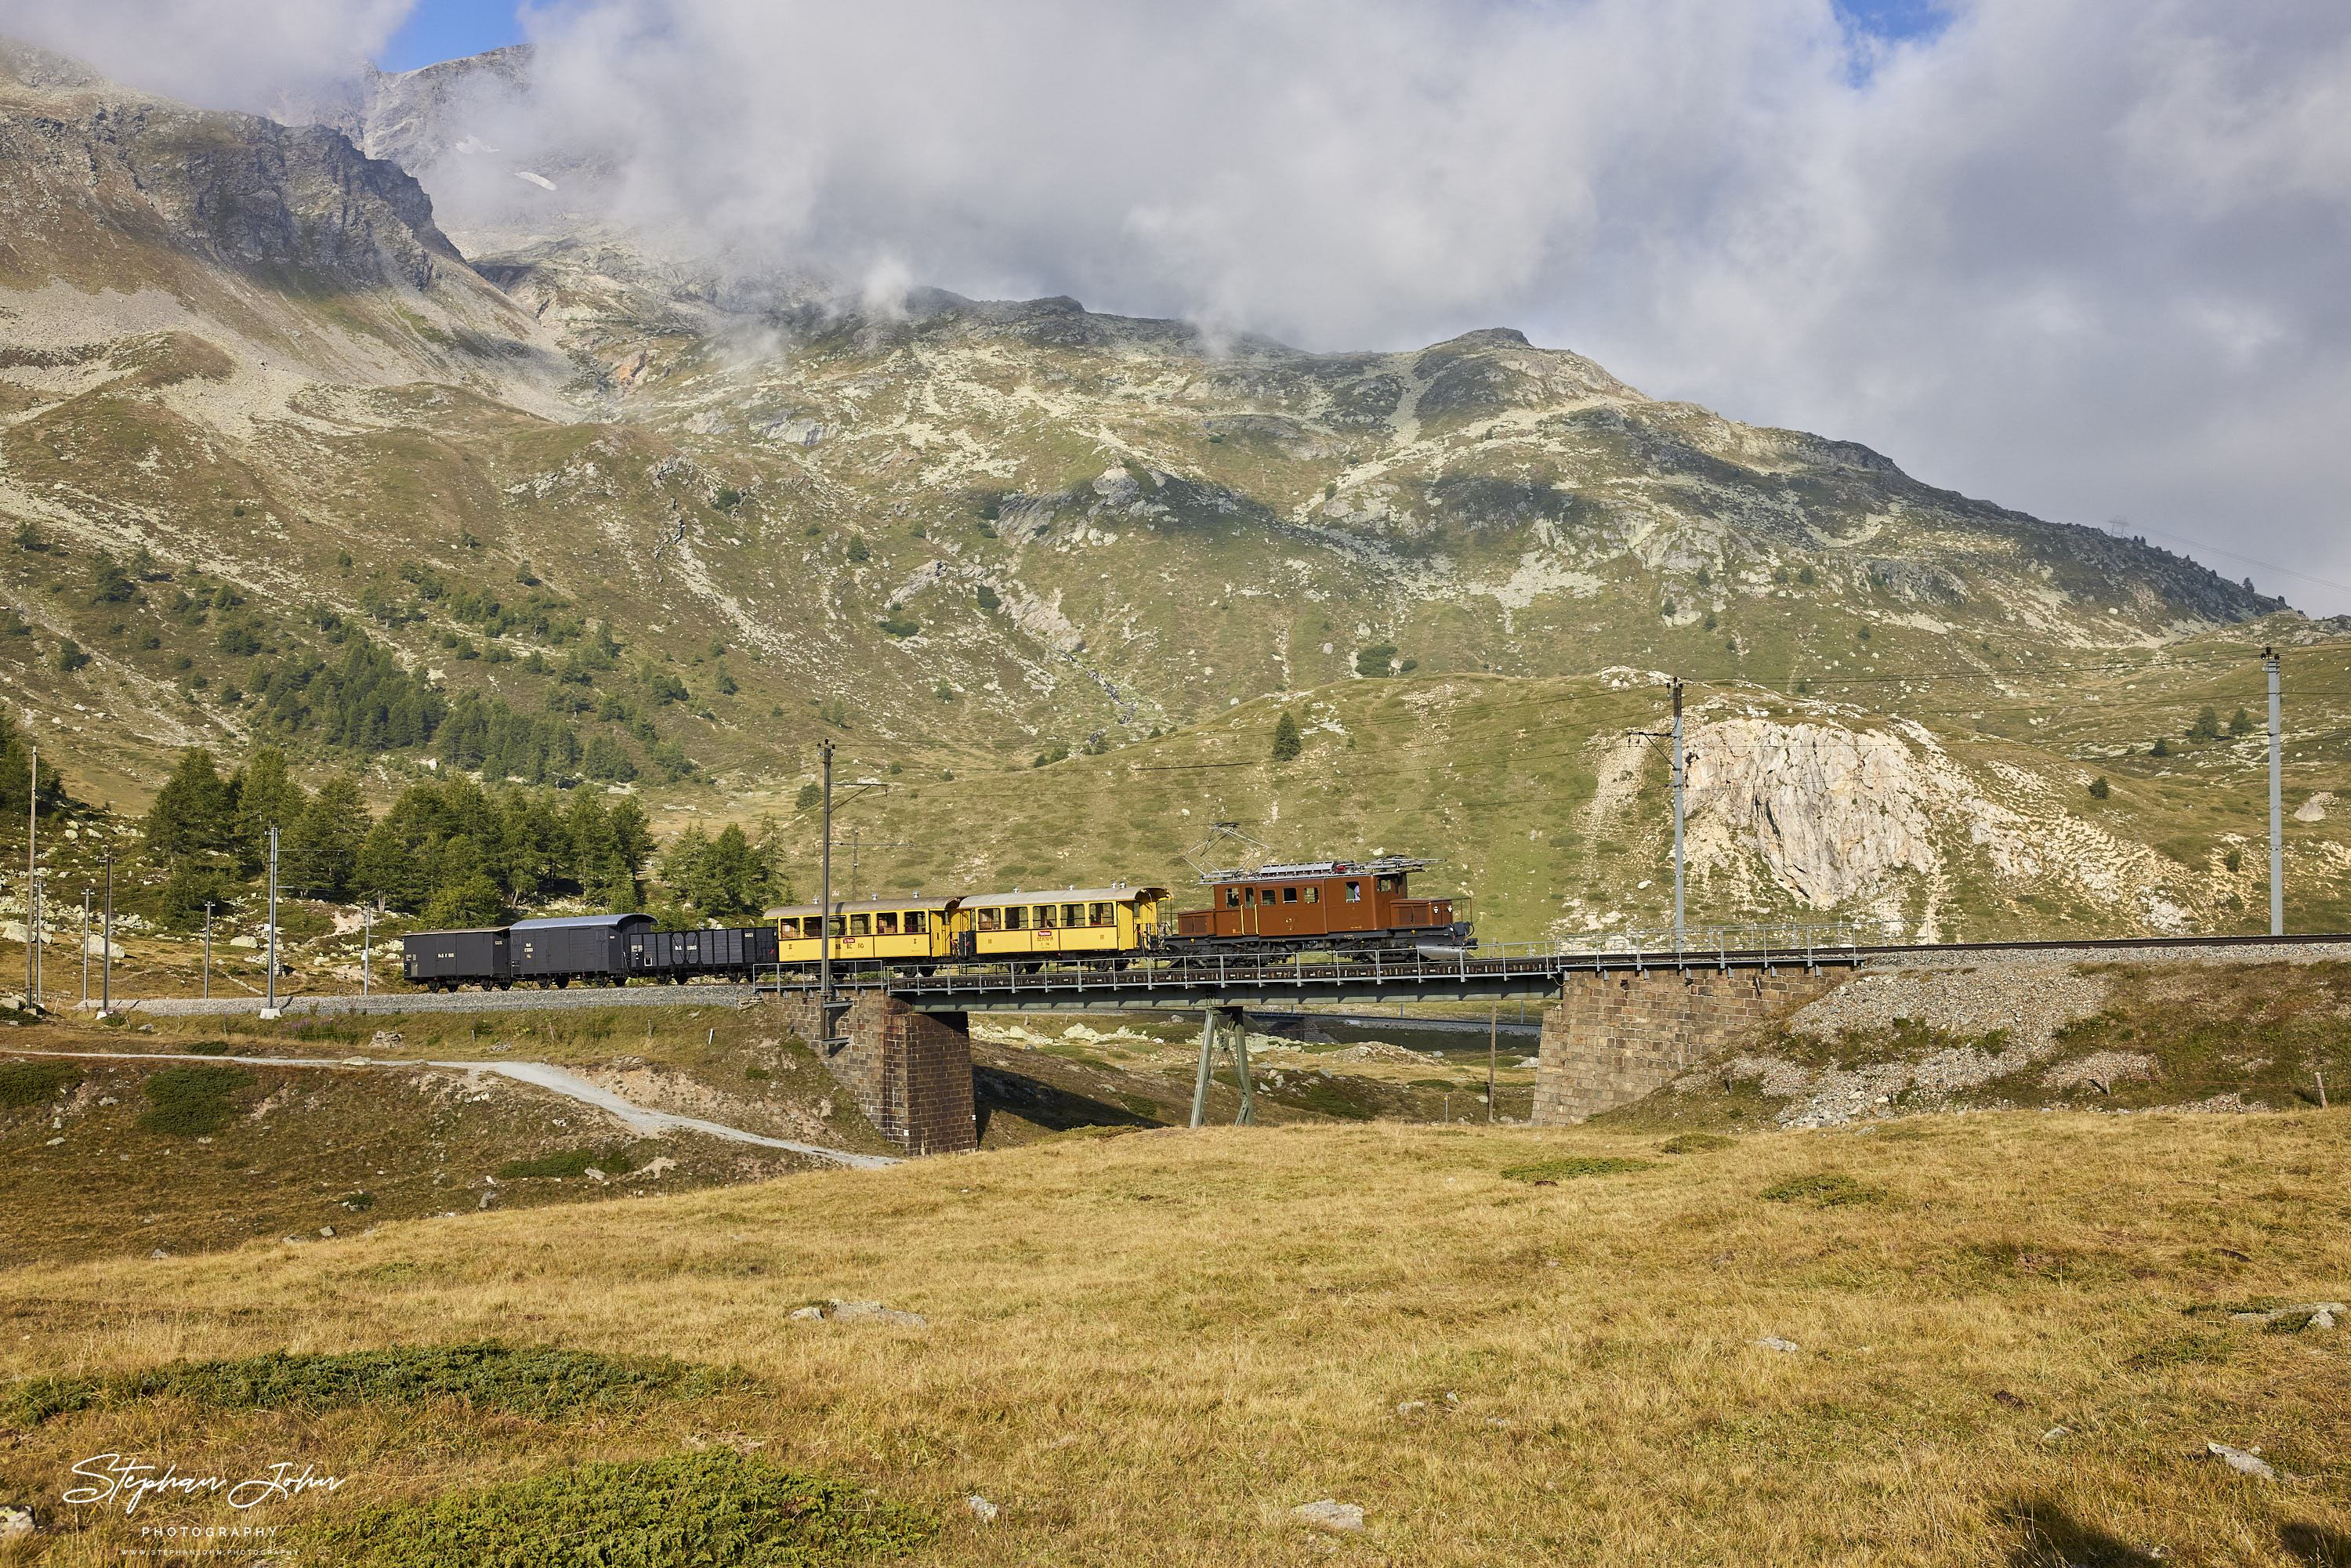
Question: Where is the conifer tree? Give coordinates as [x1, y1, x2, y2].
[1271, 710, 1303, 762]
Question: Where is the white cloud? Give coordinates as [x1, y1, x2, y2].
[0, 0, 411, 107]
[13, 0, 2351, 611]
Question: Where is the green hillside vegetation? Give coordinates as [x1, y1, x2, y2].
[0, 60, 2344, 943]
[126, 742, 779, 930]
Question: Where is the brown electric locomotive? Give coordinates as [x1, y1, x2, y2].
[1165, 856, 1472, 957]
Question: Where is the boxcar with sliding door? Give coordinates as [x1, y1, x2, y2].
[509, 913, 655, 986]
[400, 927, 511, 990]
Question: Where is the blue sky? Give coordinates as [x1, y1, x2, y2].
[1833, 0, 1948, 42]
[376, 0, 1951, 74]
[380, 0, 523, 71]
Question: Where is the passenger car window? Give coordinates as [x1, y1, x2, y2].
[905, 911, 926, 934]
[1089, 902, 1113, 925]
[1005, 907, 1027, 930]
[826, 916, 846, 937]
[849, 914, 871, 936]
[876, 911, 899, 936]
[977, 909, 1000, 932]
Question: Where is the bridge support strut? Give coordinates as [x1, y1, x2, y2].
[1190, 1006, 1255, 1128]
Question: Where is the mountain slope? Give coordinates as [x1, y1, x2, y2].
[0, 38, 2342, 943]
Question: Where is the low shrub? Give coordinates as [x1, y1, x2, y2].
[0, 1060, 80, 1107]
[1759, 1171, 1892, 1208]
[2, 1375, 101, 1425]
[1502, 1157, 1657, 1182]
[182, 1040, 234, 1056]
[116, 1343, 731, 1421]
[301, 1450, 933, 1567]
[135, 1065, 254, 1135]
[1657, 1132, 1733, 1154]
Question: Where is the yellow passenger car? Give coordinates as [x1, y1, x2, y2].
[766, 896, 961, 975]
[949, 885, 1169, 965]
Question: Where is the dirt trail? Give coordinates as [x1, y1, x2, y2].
[0, 1048, 897, 1169]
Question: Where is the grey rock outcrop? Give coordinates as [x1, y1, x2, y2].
[1, 41, 469, 293]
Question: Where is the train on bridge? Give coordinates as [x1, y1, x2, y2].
[398, 857, 1472, 990]
[400, 913, 777, 991]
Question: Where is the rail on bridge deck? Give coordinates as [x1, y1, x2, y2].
[752, 923, 1900, 1013]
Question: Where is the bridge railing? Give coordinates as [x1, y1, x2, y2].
[748, 919, 1902, 998]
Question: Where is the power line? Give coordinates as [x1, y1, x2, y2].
[2117, 523, 2351, 599]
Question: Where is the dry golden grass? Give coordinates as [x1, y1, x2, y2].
[3, 1110, 2348, 1565]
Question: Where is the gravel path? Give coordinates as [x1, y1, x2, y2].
[1, 1046, 894, 1168]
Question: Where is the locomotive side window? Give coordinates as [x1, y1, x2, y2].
[905, 911, 927, 934]
[1377, 876, 1398, 892]
[1089, 902, 1113, 925]
[1345, 882, 1361, 902]
[1226, 888, 1242, 908]
[849, 914, 871, 936]
[1282, 886, 1298, 904]
[876, 911, 900, 936]
[1302, 887, 1319, 904]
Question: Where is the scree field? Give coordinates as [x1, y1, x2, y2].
[2, 1110, 2346, 1565]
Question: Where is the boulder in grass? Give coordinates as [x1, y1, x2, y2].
[1291, 1500, 1364, 1532]
[2207, 1442, 2280, 1481]
[795, 1299, 927, 1327]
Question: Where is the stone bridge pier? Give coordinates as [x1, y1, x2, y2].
[1532, 968, 1845, 1124]
[766, 992, 977, 1155]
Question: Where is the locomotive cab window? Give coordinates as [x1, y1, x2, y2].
[875, 911, 899, 936]
[1226, 888, 1242, 908]
[1302, 887, 1319, 904]
[849, 914, 871, 936]
[1377, 876, 1398, 893]
[904, 911, 926, 934]
[1282, 886, 1298, 904]
[1089, 902, 1113, 925]
[1345, 882, 1361, 902]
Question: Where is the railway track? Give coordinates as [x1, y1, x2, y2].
[79, 932, 2351, 1019]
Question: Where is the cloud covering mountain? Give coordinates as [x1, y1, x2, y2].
[7, 0, 2346, 611]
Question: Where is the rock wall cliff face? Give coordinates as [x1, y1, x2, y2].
[0, 43, 466, 295]
[1675, 712, 2212, 937]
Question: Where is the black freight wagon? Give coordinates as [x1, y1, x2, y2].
[511, 913, 656, 986]
[628, 925, 779, 980]
[401, 928, 511, 990]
